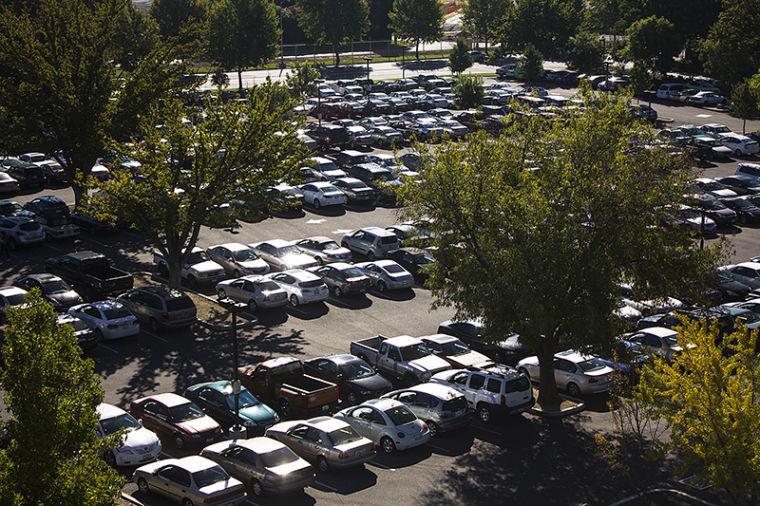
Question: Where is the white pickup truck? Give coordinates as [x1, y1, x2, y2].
[350, 335, 451, 385]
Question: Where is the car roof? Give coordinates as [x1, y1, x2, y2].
[136, 285, 186, 299]
[91, 299, 126, 311]
[362, 398, 402, 411]
[325, 353, 361, 364]
[0, 286, 27, 297]
[306, 416, 349, 432]
[304, 236, 334, 244]
[174, 455, 220, 473]
[360, 226, 395, 237]
[19, 273, 61, 283]
[259, 356, 299, 368]
[554, 350, 596, 363]
[637, 326, 678, 338]
[406, 382, 461, 400]
[96, 402, 127, 420]
[216, 242, 249, 251]
[260, 239, 292, 248]
[308, 181, 337, 188]
[341, 150, 364, 157]
[282, 269, 320, 282]
[143, 392, 192, 408]
[0, 216, 34, 225]
[385, 335, 421, 347]
[736, 261, 760, 270]
[419, 333, 457, 344]
[328, 262, 355, 271]
[373, 259, 403, 269]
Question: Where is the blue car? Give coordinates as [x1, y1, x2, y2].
[184, 380, 279, 435]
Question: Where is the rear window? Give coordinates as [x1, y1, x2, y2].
[384, 406, 416, 426]
[442, 396, 467, 412]
[19, 222, 40, 231]
[505, 376, 531, 393]
[257, 280, 280, 291]
[166, 296, 194, 311]
[381, 236, 398, 245]
[299, 279, 324, 289]
[102, 307, 131, 320]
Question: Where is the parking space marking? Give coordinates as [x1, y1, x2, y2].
[99, 344, 119, 354]
[313, 480, 338, 492]
[695, 114, 713, 118]
[426, 443, 451, 453]
[140, 329, 169, 344]
[306, 219, 326, 224]
[332, 229, 352, 235]
[369, 460, 396, 471]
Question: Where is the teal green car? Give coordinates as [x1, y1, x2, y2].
[184, 380, 279, 435]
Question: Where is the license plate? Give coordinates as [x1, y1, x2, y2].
[455, 410, 465, 417]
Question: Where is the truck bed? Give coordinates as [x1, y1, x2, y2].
[350, 335, 388, 352]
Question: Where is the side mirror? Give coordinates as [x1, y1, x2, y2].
[138, 419, 143, 427]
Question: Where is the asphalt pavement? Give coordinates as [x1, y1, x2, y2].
[1, 92, 757, 506]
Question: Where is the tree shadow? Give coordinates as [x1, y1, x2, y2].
[319, 66, 367, 80]
[371, 444, 433, 470]
[286, 302, 330, 320]
[312, 466, 378, 495]
[397, 59, 449, 71]
[326, 294, 373, 310]
[303, 205, 346, 217]
[426, 428, 475, 457]
[369, 288, 416, 302]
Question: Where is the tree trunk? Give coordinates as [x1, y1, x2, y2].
[168, 255, 183, 289]
[334, 46, 340, 68]
[71, 181, 86, 209]
[485, 37, 488, 54]
[743, 118, 746, 135]
[237, 69, 243, 93]
[536, 350, 561, 411]
[415, 40, 420, 60]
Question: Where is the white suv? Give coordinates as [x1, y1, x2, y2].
[430, 367, 534, 423]
[341, 227, 400, 259]
[718, 133, 759, 157]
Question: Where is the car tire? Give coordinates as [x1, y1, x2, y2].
[735, 149, 742, 158]
[317, 456, 329, 472]
[380, 436, 396, 455]
[334, 286, 344, 297]
[426, 421, 439, 437]
[377, 280, 387, 292]
[217, 289, 227, 299]
[149, 318, 160, 332]
[174, 434, 185, 449]
[518, 367, 530, 379]
[316, 256, 324, 265]
[182, 499, 194, 506]
[250, 479, 264, 497]
[289, 294, 299, 307]
[314, 199, 321, 209]
[187, 275, 197, 288]
[279, 398, 291, 417]
[248, 299, 258, 312]
[366, 251, 376, 260]
[234, 269, 243, 277]
[476, 403, 491, 424]
[105, 451, 116, 467]
[136, 478, 150, 494]
[566, 382, 581, 398]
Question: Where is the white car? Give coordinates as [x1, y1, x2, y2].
[623, 326, 683, 360]
[68, 300, 140, 339]
[97, 403, 161, 467]
[292, 236, 352, 264]
[718, 262, 760, 289]
[355, 260, 415, 291]
[307, 157, 346, 181]
[250, 239, 318, 271]
[206, 243, 269, 276]
[267, 269, 329, 306]
[517, 350, 614, 397]
[0, 286, 28, 321]
[215, 275, 288, 310]
[718, 133, 760, 157]
[0, 172, 19, 194]
[19, 152, 47, 164]
[0, 216, 45, 246]
[685, 91, 727, 106]
[154, 247, 226, 286]
[298, 181, 348, 209]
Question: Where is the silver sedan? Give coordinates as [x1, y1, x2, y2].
[355, 260, 414, 291]
[265, 416, 375, 471]
[215, 275, 288, 311]
[335, 398, 430, 454]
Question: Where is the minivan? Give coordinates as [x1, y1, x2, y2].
[656, 83, 692, 100]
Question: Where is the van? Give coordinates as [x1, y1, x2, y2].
[656, 83, 692, 100]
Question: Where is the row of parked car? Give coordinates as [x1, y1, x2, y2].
[658, 123, 759, 161]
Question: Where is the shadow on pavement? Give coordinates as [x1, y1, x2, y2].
[326, 293, 373, 310]
[369, 287, 416, 302]
[312, 465, 378, 495]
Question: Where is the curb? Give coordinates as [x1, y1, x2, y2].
[119, 492, 144, 506]
[528, 401, 585, 418]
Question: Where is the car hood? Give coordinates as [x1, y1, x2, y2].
[408, 355, 451, 373]
[268, 459, 312, 477]
[189, 261, 224, 274]
[448, 351, 494, 369]
[325, 247, 352, 258]
[239, 259, 269, 270]
[176, 416, 219, 434]
[121, 426, 160, 450]
[348, 373, 393, 392]
[283, 255, 317, 269]
[48, 290, 82, 305]
[239, 403, 278, 424]
[712, 189, 737, 198]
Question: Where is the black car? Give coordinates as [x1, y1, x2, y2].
[38, 161, 68, 185]
[387, 247, 435, 279]
[303, 354, 392, 405]
[57, 313, 99, 351]
[715, 175, 760, 196]
[333, 177, 376, 205]
[635, 312, 681, 331]
[22, 195, 70, 225]
[720, 196, 760, 224]
[0, 199, 33, 218]
[706, 273, 752, 302]
[307, 124, 350, 149]
[309, 263, 372, 296]
[14, 273, 82, 311]
[2, 160, 44, 189]
[687, 195, 737, 226]
[68, 211, 119, 234]
[437, 319, 531, 365]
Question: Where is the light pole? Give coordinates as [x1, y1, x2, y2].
[363, 55, 373, 80]
[402, 44, 406, 79]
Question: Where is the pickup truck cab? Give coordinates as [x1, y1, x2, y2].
[153, 247, 226, 287]
[350, 335, 451, 385]
[45, 250, 133, 297]
[430, 367, 534, 423]
[238, 357, 340, 418]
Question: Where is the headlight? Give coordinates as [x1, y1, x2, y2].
[360, 390, 371, 396]
[419, 372, 431, 382]
[243, 420, 258, 428]
[273, 413, 280, 422]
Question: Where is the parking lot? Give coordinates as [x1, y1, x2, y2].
[1, 79, 758, 506]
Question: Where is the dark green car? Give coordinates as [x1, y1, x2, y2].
[184, 381, 279, 436]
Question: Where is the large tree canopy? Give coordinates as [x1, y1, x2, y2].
[701, 0, 760, 89]
[399, 95, 718, 408]
[462, 0, 506, 52]
[624, 16, 681, 74]
[295, 0, 369, 67]
[498, 0, 584, 59]
[389, 0, 443, 60]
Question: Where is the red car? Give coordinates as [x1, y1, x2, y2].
[129, 392, 222, 449]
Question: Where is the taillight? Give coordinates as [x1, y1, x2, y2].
[588, 377, 598, 384]
[338, 451, 348, 459]
[421, 423, 428, 431]
[397, 432, 405, 438]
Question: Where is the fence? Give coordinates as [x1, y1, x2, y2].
[278, 39, 456, 67]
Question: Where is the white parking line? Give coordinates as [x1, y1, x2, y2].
[313, 480, 338, 492]
[332, 229, 352, 235]
[426, 443, 450, 453]
[41, 243, 64, 253]
[369, 460, 396, 471]
[695, 114, 713, 118]
[140, 328, 169, 344]
[99, 344, 119, 354]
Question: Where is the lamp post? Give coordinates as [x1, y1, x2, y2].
[363, 55, 373, 80]
[402, 44, 406, 79]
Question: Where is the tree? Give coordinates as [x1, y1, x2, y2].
[624, 16, 680, 75]
[211, 69, 231, 90]
[518, 44, 545, 83]
[114, 3, 160, 72]
[209, 0, 281, 92]
[368, 0, 394, 39]
[398, 95, 717, 409]
[286, 62, 321, 105]
[729, 81, 758, 135]
[85, 84, 306, 288]
[498, 0, 584, 60]
[0, 291, 123, 504]
[629, 61, 654, 100]
[462, 0, 507, 52]
[0, 0, 191, 207]
[636, 319, 760, 505]
[702, 0, 760, 89]
[149, 0, 207, 41]
[295, 0, 370, 67]
[453, 75, 483, 109]
[567, 31, 605, 73]
[389, 0, 443, 60]
[449, 38, 473, 75]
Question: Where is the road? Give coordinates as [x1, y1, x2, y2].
[1, 93, 754, 506]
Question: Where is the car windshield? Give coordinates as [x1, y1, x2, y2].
[192, 466, 229, 488]
[348, 155, 369, 164]
[339, 360, 375, 379]
[327, 426, 363, 446]
[577, 357, 609, 373]
[102, 306, 131, 320]
[100, 413, 141, 435]
[732, 199, 754, 210]
[257, 280, 281, 291]
[67, 318, 89, 332]
[400, 343, 431, 360]
[41, 280, 69, 294]
[186, 251, 209, 263]
[371, 172, 395, 182]
[701, 181, 723, 191]
[703, 199, 726, 210]
[299, 279, 324, 289]
[384, 406, 417, 426]
[342, 267, 365, 278]
[380, 235, 398, 245]
[260, 447, 299, 468]
[5, 293, 26, 306]
[19, 222, 40, 231]
[438, 339, 470, 356]
[412, 252, 435, 264]
[275, 245, 302, 257]
[169, 402, 205, 422]
[232, 249, 258, 261]
[321, 241, 341, 251]
[226, 388, 260, 410]
[383, 263, 405, 274]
